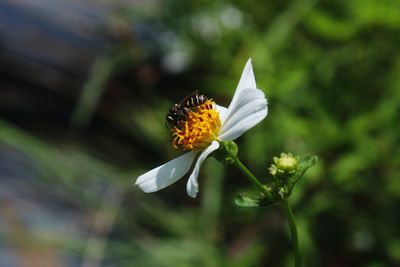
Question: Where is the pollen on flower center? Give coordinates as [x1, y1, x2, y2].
[172, 100, 221, 151]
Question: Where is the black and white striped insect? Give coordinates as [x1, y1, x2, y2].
[166, 90, 208, 129]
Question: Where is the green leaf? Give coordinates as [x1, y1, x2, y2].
[234, 194, 275, 208]
[299, 155, 318, 169]
[288, 156, 318, 192]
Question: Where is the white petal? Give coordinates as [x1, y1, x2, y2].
[218, 88, 268, 141]
[186, 141, 220, 198]
[135, 151, 197, 193]
[215, 104, 228, 123]
[237, 58, 256, 91]
[224, 58, 257, 124]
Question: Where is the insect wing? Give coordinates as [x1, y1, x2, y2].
[178, 90, 199, 107]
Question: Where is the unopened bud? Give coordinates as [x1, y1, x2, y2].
[269, 153, 299, 176]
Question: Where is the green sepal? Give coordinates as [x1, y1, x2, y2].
[212, 140, 238, 164]
[234, 193, 275, 208]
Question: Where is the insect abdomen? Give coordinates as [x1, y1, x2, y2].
[166, 91, 208, 129]
[185, 94, 207, 107]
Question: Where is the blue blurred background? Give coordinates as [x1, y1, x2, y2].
[1, 0, 400, 266]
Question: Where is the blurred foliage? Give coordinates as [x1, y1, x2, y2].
[1, 0, 400, 266]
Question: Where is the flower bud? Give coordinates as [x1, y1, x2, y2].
[269, 153, 299, 176]
[267, 153, 317, 200]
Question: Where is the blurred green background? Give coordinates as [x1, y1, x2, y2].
[1, 0, 400, 266]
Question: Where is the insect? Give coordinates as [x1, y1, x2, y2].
[166, 90, 208, 129]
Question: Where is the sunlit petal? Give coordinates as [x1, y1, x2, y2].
[135, 151, 197, 193]
[225, 59, 256, 118]
[219, 88, 268, 141]
[236, 58, 257, 91]
[186, 141, 220, 198]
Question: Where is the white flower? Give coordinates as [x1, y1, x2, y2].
[135, 59, 268, 198]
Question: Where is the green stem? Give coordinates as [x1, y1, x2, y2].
[232, 157, 302, 266]
[282, 199, 302, 267]
[233, 158, 272, 200]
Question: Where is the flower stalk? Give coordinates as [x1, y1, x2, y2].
[282, 198, 302, 267]
[232, 157, 272, 200]
[233, 153, 317, 267]
[233, 156, 302, 267]
[234, 158, 302, 267]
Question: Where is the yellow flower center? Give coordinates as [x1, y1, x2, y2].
[172, 100, 221, 151]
